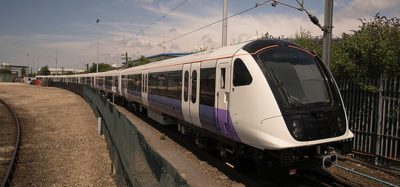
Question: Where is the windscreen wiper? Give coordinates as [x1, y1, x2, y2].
[270, 70, 305, 107]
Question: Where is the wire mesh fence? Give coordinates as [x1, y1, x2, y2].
[52, 82, 188, 186]
[337, 77, 400, 166]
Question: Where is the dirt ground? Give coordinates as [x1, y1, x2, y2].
[0, 83, 115, 186]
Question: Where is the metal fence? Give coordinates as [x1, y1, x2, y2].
[52, 82, 188, 186]
[337, 77, 400, 166]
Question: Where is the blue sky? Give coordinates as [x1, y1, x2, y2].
[1, 0, 399, 71]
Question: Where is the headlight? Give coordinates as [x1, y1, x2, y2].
[292, 120, 304, 139]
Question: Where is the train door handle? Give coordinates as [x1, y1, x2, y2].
[224, 92, 229, 103]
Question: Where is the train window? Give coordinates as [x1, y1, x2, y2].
[142, 74, 145, 92]
[184, 71, 189, 102]
[128, 75, 134, 92]
[145, 74, 148, 93]
[133, 74, 142, 91]
[191, 70, 197, 103]
[114, 76, 118, 88]
[220, 68, 226, 89]
[158, 73, 167, 96]
[259, 47, 330, 105]
[233, 58, 253, 86]
[167, 71, 182, 99]
[105, 76, 112, 88]
[122, 75, 127, 91]
[200, 68, 216, 106]
[149, 73, 158, 94]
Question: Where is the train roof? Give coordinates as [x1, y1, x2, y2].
[121, 41, 250, 74]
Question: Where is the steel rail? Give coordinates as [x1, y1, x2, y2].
[335, 164, 398, 187]
[0, 99, 21, 187]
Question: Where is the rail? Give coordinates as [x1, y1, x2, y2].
[335, 164, 398, 187]
[0, 99, 21, 187]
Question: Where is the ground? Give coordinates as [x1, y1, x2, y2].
[0, 83, 115, 186]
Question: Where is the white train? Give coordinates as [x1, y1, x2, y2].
[40, 39, 354, 170]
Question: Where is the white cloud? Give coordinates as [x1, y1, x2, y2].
[3, 0, 400, 68]
[337, 0, 400, 20]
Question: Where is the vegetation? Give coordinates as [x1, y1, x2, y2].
[264, 14, 400, 81]
[127, 55, 150, 68]
[0, 69, 12, 74]
[336, 14, 400, 80]
[89, 63, 113, 73]
[38, 65, 51, 75]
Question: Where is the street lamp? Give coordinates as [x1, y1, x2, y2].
[96, 18, 100, 73]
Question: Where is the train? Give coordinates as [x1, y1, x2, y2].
[37, 39, 354, 172]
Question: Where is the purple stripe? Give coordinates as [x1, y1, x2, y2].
[199, 104, 217, 134]
[148, 94, 183, 120]
[216, 108, 241, 142]
[128, 89, 141, 97]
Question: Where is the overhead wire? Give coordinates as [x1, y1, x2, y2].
[136, 0, 188, 36]
[134, 0, 274, 56]
[133, 0, 324, 56]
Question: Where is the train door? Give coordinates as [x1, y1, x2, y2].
[142, 70, 149, 106]
[182, 63, 202, 127]
[189, 63, 201, 127]
[216, 58, 232, 134]
[182, 64, 192, 123]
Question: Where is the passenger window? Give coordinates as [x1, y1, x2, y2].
[233, 58, 252, 86]
[144, 74, 147, 93]
[191, 70, 197, 103]
[184, 71, 189, 102]
[158, 73, 167, 95]
[220, 68, 226, 89]
[167, 71, 182, 99]
[200, 68, 216, 106]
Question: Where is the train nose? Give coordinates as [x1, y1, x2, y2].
[322, 154, 338, 169]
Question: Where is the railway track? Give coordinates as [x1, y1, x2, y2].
[0, 99, 20, 187]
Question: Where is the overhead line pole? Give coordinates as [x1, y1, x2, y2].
[222, 0, 228, 47]
[322, 0, 333, 67]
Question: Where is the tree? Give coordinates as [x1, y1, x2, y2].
[128, 56, 150, 67]
[335, 13, 400, 80]
[292, 29, 322, 56]
[38, 65, 51, 75]
[89, 63, 113, 73]
[0, 69, 11, 74]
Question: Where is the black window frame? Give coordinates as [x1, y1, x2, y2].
[233, 58, 253, 87]
[184, 71, 189, 102]
[191, 70, 197, 103]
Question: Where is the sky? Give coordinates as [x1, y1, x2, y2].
[0, 0, 399, 71]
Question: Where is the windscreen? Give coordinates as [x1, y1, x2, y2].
[258, 47, 330, 106]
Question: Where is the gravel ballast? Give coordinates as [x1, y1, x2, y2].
[0, 83, 115, 186]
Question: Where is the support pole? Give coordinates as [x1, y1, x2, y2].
[97, 117, 102, 135]
[96, 41, 99, 73]
[222, 0, 228, 47]
[322, 0, 333, 67]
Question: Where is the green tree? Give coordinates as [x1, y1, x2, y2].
[38, 65, 51, 75]
[0, 69, 12, 74]
[128, 56, 149, 67]
[335, 13, 400, 80]
[89, 63, 113, 73]
[292, 29, 322, 56]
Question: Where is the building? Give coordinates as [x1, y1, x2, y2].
[1, 63, 29, 77]
[48, 68, 86, 75]
[145, 52, 193, 62]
